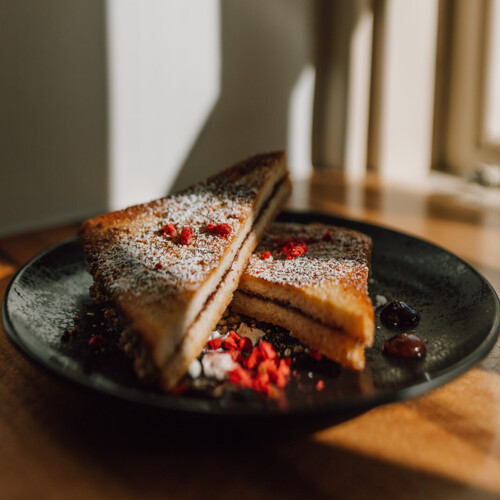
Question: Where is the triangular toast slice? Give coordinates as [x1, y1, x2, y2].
[79, 152, 291, 390]
[231, 221, 374, 370]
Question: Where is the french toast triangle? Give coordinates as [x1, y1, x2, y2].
[79, 152, 291, 390]
[231, 222, 375, 370]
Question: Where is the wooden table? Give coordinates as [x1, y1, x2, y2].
[1, 173, 500, 499]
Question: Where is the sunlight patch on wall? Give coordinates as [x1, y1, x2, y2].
[484, 0, 500, 146]
[107, 0, 221, 209]
[287, 64, 315, 180]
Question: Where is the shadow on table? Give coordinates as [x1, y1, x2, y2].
[30, 381, 497, 499]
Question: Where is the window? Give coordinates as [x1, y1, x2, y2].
[313, 0, 500, 187]
[433, 0, 500, 179]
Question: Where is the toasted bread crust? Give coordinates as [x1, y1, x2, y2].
[231, 221, 375, 369]
[80, 151, 291, 389]
[231, 291, 366, 370]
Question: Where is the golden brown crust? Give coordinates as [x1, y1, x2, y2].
[231, 291, 366, 370]
[80, 151, 291, 389]
[231, 222, 375, 369]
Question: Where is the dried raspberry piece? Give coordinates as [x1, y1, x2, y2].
[223, 336, 239, 350]
[229, 349, 240, 362]
[172, 383, 187, 395]
[244, 347, 260, 370]
[310, 349, 322, 361]
[258, 339, 277, 360]
[259, 358, 278, 378]
[281, 240, 308, 260]
[207, 338, 221, 350]
[216, 223, 232, 238]
[275, 373, 288, 388]
[278, 358, 291, 376]
[316, 380, 325, 391]
[155, 263, 163, 270]
[238, 336, 252, 352]
[206, 222, 232, 238]
[229, 365, 253, 388]
[274, 359, 291, 388]
[253, 371, 271, 395]
[227, 330, 241, 341]
[180, 226, 193, 245]
[260, 251, 271, 260]
[322, 230, 333, 242]
[88, 335, 107, 350]
[234, 351, 245, 364]
[163, 223, 177, 237]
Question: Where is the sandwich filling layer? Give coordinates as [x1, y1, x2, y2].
[235, 289, 346, 334]
[231, 290, 366, 370]
[184, 174, 289, 331]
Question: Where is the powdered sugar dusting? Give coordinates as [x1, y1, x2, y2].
[7, 260, 92, 346]
[245, 222, 372, 292]
[374, 294, 388, 309]
[201, 352, 238, 380]
[82, 172, 273, 299]
[187, 358, 202, 379]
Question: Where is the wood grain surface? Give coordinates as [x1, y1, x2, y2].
[1, 176, 500, 499]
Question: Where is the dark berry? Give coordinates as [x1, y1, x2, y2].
[380, 301, 420, 329]
[382, 333, 426, 358]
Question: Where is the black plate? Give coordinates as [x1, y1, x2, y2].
[2, 211, 500, 418]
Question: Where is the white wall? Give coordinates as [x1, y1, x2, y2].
[109, 0, 315, 202]
[106, 0, 221, 209]
[0, 0, 315, 236]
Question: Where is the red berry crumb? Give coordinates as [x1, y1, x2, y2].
[238, 336, 252, 352]
[276, 359, 291, 388]
[322, 231, 333, 241]
[172, 383, 187, 395]
[223, 336, 239, 351]
[316, 380, 325, 391]
[229, 365, 253, 388]
[227, 330, 240, 341]
[180, 226, 193, 245]
[201, 329, 292, 398]
[258, 339, 277, 360]
[310, 349, 322, 361]
[88, 335, 107, 350]
[253, 371, 271, 395]
[260, 251, 271, 259]
[155, 263, 163, 270]
[207, 222, 232, 238]
[207, 338, 222, 350]
[281, 240, 308, 260]
[163, 223, 177, 237]
[244, 347, 260, 370]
